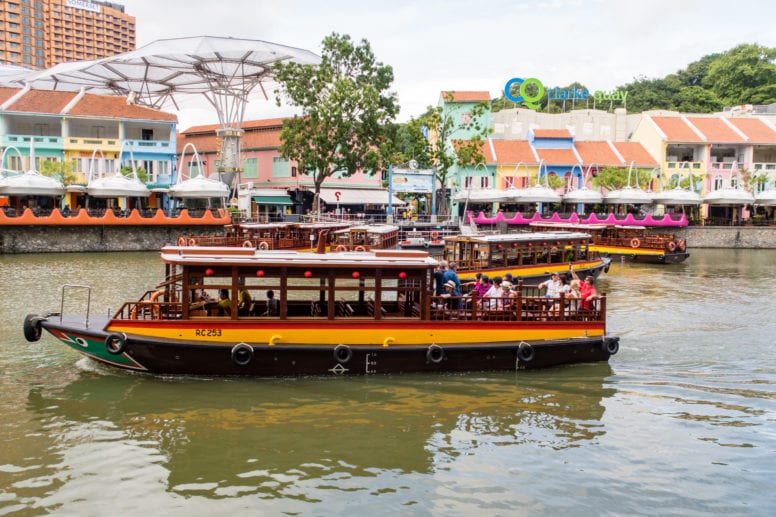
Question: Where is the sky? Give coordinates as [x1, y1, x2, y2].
[122, 0, 776, 130]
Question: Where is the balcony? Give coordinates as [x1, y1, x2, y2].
[125, 139, 174, 156]
[65, 136, 120, 152]
[665, 161, 704, 172]
[2, 134, 63, 151]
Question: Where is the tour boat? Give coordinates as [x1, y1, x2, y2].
[398, 230, 445, 253]
[529, 222, 689, 264]
[442, 231, 611, 283]
[177, 220, 352, 251]
[23, 240, 619, 376]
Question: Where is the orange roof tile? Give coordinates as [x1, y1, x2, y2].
[535, 149, 578, 165]
[613, 142, 659, 167]
[686, 117, 745, 143]
[574, 141, 623, 166]
[0, 86, 19, 105]
[533, 129, 572, 139]
[650, 116, 704, 143]
[441, 91, 491, 102]
[182, 117, 286, 134]
[726, 118, 776, 144]
[69, 92, 177, 121]
[1, 87, 177, 122]
[178, 118, 286, 153]
[489, 140, 537, 165]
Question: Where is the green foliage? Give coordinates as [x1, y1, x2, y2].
[121, 165, 147, 183]
[39, 159, 77, 186]
[590, 166, 650, 191]
[422, 93, 491, 214]
[381, 119, 430, 168]
[272, 32, 399, 212]
[703, 44, 776, 106]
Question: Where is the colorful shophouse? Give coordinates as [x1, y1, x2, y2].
[0, 86, 177, 213]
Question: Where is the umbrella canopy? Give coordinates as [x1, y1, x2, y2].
[453, 188, 509, 203]
[563, 187, 603, 204]
[702, 187, 755, 205]
[604, 186, 653, 205]
[0, 170, 65, 196]
[518, 184, 562, 203]
[86, 173, 150, 198]
[650, 187, 702, 205]
[168, 175, 230, 199]
[12, 36, 321, 111]
[754, 189, 776, 206]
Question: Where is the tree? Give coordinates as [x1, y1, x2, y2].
[590, 166, 650, 191]
[273, 33, 399, 213]
[40, 159, 77, 186]
[422, 94, 491, 215]
[703, 44, 776, 106]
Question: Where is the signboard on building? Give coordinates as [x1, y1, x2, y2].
[66, 0, 101, 13]
[391, 168, 434, 194]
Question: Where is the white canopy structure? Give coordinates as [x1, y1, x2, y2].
[754, 189, 776, 206]
[86, 173, 150, 198]
[168, 175, 229, 199]
[651, 187, 702, 205]
[0, 170, 65, 197]
[563, 164, 603, 204]
[603, 162, 652, 205]
[702, 163, 755, 205]
[7, 36, 321, 190]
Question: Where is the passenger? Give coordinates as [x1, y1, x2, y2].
[263, 290, 280, 316]
[570, 266, 598, 310]
[538, 273, 562, 299]
[217, 288, 231, 316]
[482, 275, 505, 311]
[443, 262, 462, 297]
[434, 261, 448, 296]
[238, 279, 252, 316]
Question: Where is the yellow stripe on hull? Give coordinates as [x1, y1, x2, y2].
[590, 245, 664, 257]
[458, 260, 604, 281]
[107, 322, 603, 346]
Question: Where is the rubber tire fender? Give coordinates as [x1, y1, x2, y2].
[231, 343, 254, 366]
[333, 344, 353, 364]
[518, 342, 535, 362]
[105, 333, 128, 355]
[23, 314, 44, 342]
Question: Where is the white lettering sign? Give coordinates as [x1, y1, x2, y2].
[65, 0, 101, 13]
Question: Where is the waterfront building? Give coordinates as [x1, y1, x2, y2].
[0, 86, 177, 213]
[177, 119, 400, 221]
[440, 91, 776, 224]
[0, 0, 135, 70]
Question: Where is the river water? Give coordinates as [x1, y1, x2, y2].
[1, 249, 774, 516]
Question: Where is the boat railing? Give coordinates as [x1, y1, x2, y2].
[429, 292, 606, 322]
[59, 284, 94, 328]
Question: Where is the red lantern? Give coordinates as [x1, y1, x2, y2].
[497, 244, 503, 250]
[569, 241, 574, 245]
[398, 271, 407, 279]
[542, 242, 547, 246]
[352, 271, 360, 279]
[205, 268, 214, 276]
[304, 271, 313, 278]
[555, 241, 561, 246]
[512, 242, 518, 248]
[256, 270, 265, 277]
[528, 242, 533, 247]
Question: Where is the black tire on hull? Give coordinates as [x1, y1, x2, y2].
[602, 336, 620, 355]
[231, 343, 254, 366]
[105, 333, 128, 355]
[23, 314, 44, 342]
[426, 344, 445, 364]
[518, 342, 535, 362]
[333, 344, 353, 364]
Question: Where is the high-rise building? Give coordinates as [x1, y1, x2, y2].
[0, 0, 135, 70]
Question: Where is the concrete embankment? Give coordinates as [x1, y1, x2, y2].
[0, 226, 225, 254]
[2, 225, 776, 254]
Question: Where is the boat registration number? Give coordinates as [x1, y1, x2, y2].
[195, 328, 222, 337]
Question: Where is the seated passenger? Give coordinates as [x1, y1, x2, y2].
[263, 290, 280, 316]
[217, 289, 231, 316]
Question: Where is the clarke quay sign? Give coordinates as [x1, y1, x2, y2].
[504, 77, 627, 110]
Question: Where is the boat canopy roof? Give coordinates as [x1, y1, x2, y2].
[160, 246, 437, 268]
[445, 231, 592, 244]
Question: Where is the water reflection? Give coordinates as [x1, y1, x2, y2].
[17, 363, 613, 507]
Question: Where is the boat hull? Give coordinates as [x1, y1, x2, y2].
[593, 246, 689, 264]
[457, 258, 610, 283]
[34, 315, 618, 376]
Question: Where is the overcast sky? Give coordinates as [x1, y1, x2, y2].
[123, 0, 776, 129]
